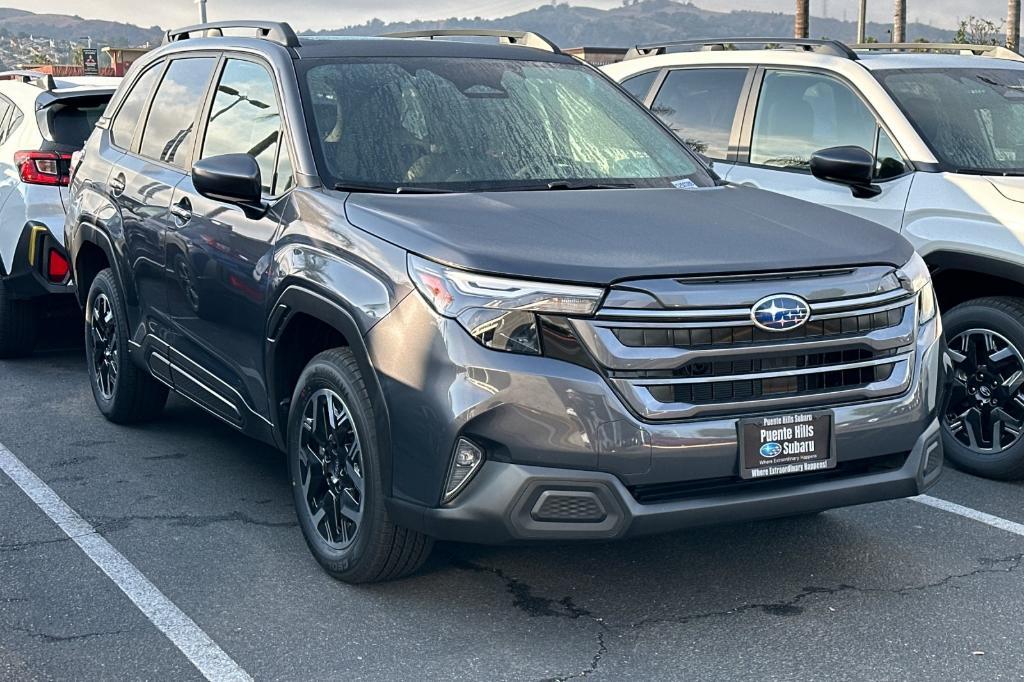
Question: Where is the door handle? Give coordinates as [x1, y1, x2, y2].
[170, 198, 192, 226]
[109, 173, 126, 197]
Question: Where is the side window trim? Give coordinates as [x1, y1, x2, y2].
[647, 65, 755, 163]
[134, 53, 220, 170]
[195, 51, 296, 200]
[737, 65, 912, 176]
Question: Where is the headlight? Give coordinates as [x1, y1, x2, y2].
[897, 252, 936, 324]
[408, 254, 604, 355]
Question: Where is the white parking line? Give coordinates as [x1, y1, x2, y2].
[913, 494, 1024, 538]
[0, 442, 252, 682]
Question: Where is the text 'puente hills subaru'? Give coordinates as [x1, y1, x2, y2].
[65, 22, 944, 582]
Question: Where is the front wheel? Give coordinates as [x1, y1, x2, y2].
[942, 297, 1024, 480]
[287, 348, 432, 583]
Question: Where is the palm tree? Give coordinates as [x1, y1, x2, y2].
[1010, 0, 1021, 51]
[893, 0, 906, 43]
[795, 0, 809, 38]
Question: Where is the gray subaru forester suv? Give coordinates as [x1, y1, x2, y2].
[65, 22, 943, 582]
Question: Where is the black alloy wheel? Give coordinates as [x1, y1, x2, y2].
[298, 388, 365, 549]
[89, 291, 118, 400]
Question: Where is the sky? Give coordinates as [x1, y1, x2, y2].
[0, 0, 1011, 32]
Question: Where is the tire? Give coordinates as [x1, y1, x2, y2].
[287, 348, 433, 583]
[941, 296, 1024, 480]
[84, 268, 168, 423]
[0, 277, 37, 358]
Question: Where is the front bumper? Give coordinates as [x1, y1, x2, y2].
[389, 417, 941, 542]
[369, 292, 944, 542]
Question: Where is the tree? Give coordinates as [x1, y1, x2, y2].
[893, 0, 907, 42]
[795, 0, 808, 38]
[1009, 0, 1021, 51]
[955, 16, 1004, 45]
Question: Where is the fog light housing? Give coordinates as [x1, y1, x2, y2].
[443, 438, 485, 504]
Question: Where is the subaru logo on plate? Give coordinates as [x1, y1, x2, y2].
[760, 442, 783, 458]
[751, 294, 811, 332]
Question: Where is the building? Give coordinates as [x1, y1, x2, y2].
[563, 46, 628, 66]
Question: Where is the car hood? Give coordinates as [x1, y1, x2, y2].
[343, 185, 913, 285]
[987, 176, 1024, 204]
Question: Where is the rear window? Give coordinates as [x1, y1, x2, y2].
[46, 95, 112, 146]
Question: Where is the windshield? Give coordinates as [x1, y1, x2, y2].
[877, 67, 1024, 174]
[298, 57, 710, 192]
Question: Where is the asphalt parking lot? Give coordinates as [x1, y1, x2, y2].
[4, 327, 1024, 681]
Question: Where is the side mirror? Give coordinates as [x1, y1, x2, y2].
[192, 153, 265, 211]
[810, 146, 881, 199]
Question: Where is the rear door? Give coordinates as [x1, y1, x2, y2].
[645, 66, 753, 178]
[106, 56, 217, 334]
[726, 68, 913, 231]
[164, 55, 294, 424]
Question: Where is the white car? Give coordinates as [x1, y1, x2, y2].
[606, 40, 1024, 480]
[0, 71, 118, 357]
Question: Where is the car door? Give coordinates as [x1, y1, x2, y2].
[645, 66, 753, 178]
[165, 56, 294, 425]
[107, 56, 217, 337]
[727, 68, 912, 231]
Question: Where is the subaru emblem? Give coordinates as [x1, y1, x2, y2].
[751, 294, 811, 332]
[759, 442, 783, 458]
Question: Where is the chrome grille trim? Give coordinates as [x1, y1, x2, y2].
[610, 359, 912, 421]
[570, 305, 915, 371]
[595, 291, 915, 324]
[575, 272, 918, 420]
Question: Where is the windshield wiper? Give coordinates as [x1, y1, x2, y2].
[333, 183, 454, 194]
[952, 168, 1024, 177]
[545, 181, 636, 190]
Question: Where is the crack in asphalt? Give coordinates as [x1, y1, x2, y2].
[451, 553, 1024, 681]
[0, 536, 74, 553]
[9, 625, 127, 643]
[89, 511, 298, 532]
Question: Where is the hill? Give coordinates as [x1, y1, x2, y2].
[0, 9, 161, 46]
[313, 0, 954, 47]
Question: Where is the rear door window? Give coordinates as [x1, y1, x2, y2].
[110, 64, 162, 149]
[650, 68, 748, 160]
[139, 57, 217, 167]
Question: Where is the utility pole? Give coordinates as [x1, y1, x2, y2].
[1010, 0, 1021, 52]
[795, 0, 809, 38]
[857, 0, 868, 43]
[196, 0, 208, 24]
[893, 0, 906, 43]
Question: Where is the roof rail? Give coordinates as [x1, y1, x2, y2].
[852, 42, 1024, 61]
[383, 29, 560, 53]
[164, 21, 299, 48]
[624, 37, 858, 61]
[0, 70, 55, 90]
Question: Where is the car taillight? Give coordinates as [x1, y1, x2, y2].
[47, 249, 69, 283]
[15, 151, 73, 186]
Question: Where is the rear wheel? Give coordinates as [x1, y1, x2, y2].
[288, 348, 433, 583]
[0, 278, 37, 358]
[84, 269, 168, 423]
[942, 297, 1024, 480]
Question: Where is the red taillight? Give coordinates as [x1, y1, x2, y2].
[47, 249, 69, 282]
[15, 151, 73, 186]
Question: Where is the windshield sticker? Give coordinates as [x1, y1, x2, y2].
[672, 178, 699, 189]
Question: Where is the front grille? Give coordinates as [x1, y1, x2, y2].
[570, 268, 918, 421]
